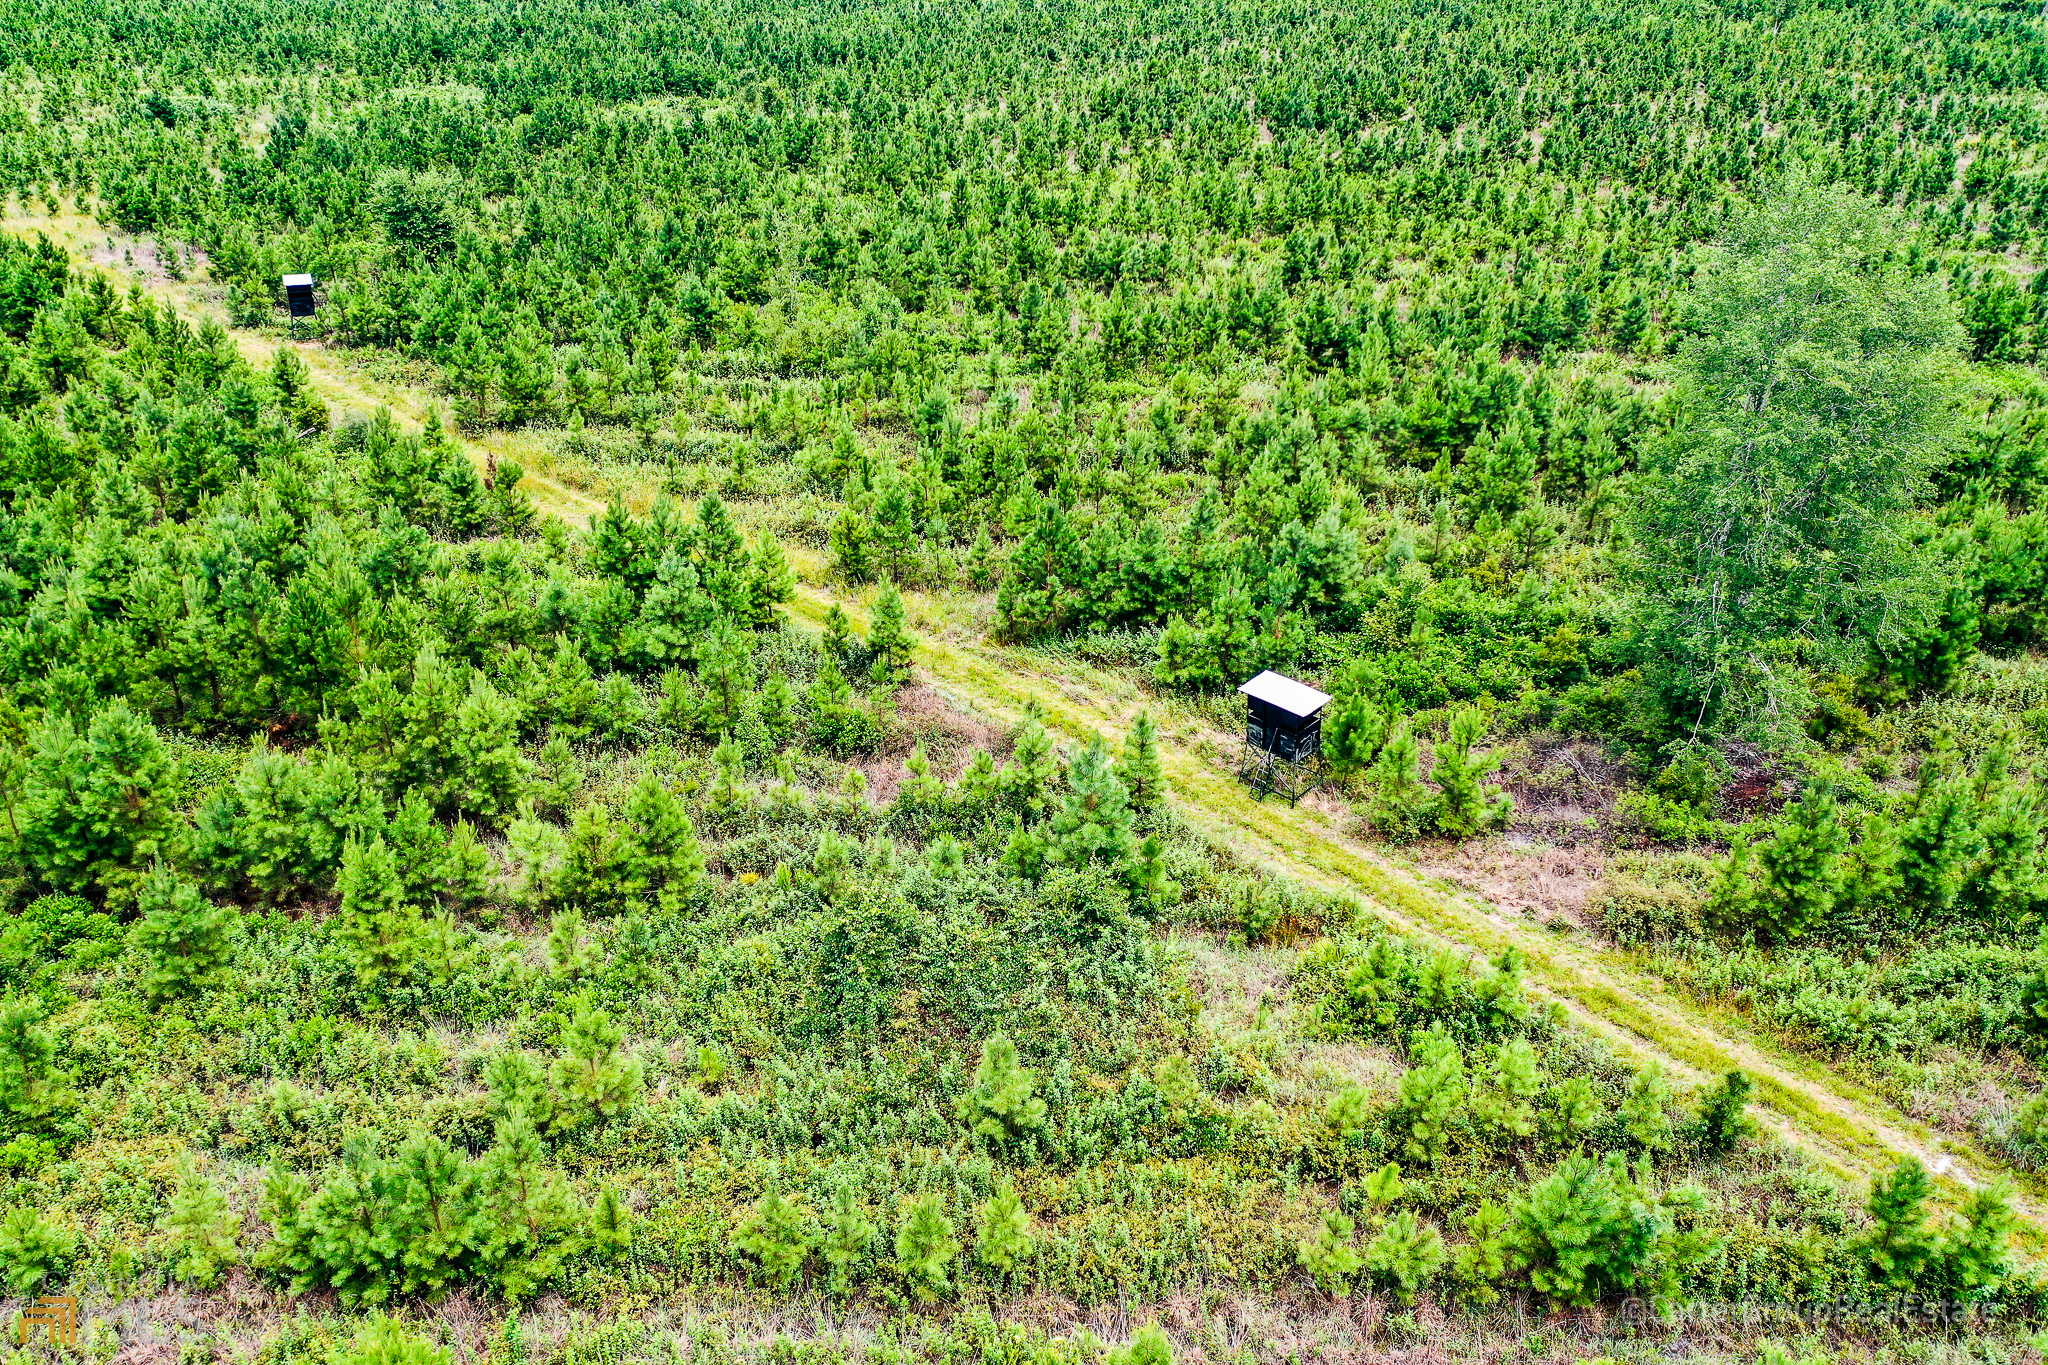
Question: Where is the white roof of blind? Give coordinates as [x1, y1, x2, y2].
[1236, 670, 1331, 718]
[282, 273, 315, 287]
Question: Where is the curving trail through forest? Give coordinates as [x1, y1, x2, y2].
[13, 211, 2041, 1239]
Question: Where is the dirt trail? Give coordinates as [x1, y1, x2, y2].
[13, 210, 2039, 1233]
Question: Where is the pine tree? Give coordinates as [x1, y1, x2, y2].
[620, 774, 704, 903]
[757, 672, 796, 746]
[1323, 691, 1388, 779]
[693, 494, 750, 618]
[335, 835, 421, 989]
[966, 524, 996, 589]
[1510, 1152, 1659, 1306]
[1450, 1201, 1513, 1305]
[957, 748, 999, 803]
[1369, 723, 1433, 840]
[547, 909, 591, 978]
[1621, 1063, 1676, 1153]
[737, 1191, 812, 1288]
[20, 703, 177, 895]
[1003, 825, 1050, 883]
[160, 1157, 237, 1287]
[975, 1185, 1033, 1273]
[821, 1182, 876, 1295]
[926, 835, 966, 878]
[899, 741, 945, 808]
[1153, 613, 1220, 692]
[589, 1187, 633, 1256]
[547, 1005, 643, 1132]
[1861, 1157, 1937, 1288]
[636, 556, 719, 668]
[959, 1033, 1048, 1150]
[1748, 786, 1847, 941]
[1051, 736, 1137, 869]
[1118, 711, 1165, 811]
[1544, 1076, 1602, 1148]
[822, 602, 856, 662]
[1428, 708, 1513, 837]
[1471, 947, 1530, 1031]
[746, 537, 797, 628]
[867, 583, 916, 689]
[1944, 1182, 2017, 1298]
[134, 866, 236, 1003]
[1471, 1038, 1541, 1142]
[999, 717, 1060, 820]
[1898, 755, 1982, 920]
[1362, 1210, 1447, 1305]
[1297, 1209, 1363, 1296]
[0, 1206, 75, 1295]
[1691, 1070, 1754, 1155]
[895, 1194, 959, 1302]
[830, 507, 875, 583]
[1326, 1084, 1373, 1143]
[1393, 1027, 1467, 1164]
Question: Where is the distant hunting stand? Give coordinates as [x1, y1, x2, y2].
[283, 272, 316, 337]
[1236, 670, 1330, 805]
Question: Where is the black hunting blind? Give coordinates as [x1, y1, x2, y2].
[1236, 669, 1330, 804]
[282, 273, 316, 332]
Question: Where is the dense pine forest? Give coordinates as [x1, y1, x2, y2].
[2, 0, 2048, 1358]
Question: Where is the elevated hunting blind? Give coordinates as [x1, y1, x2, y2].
[1236, 669, 1330, 804]
[283, 273, 316, 319]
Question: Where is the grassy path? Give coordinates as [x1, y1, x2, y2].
[12, 209, 2038, 1235]
[789, 590, 2042, 1222]
[0, 209, 608, 528]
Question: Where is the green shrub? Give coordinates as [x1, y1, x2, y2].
[332, 1316, 450, 1365]
[0, 1206, 75, 1293]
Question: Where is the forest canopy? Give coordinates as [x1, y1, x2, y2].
[1, 0, 2047, 1357]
